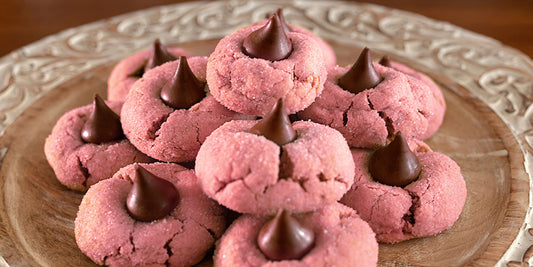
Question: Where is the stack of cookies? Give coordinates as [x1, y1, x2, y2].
[44, 8, 466, 267]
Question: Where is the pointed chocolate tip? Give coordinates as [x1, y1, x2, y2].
[243, 13, 293, 61]
[275, 8, 291, 33]
[81, 94, 124, 144]
[145, 38, 177, 72]
[126, 164, 180, 222]
[368, 132, 422, 187]
[249, 99, 296, 146]
[160, 56, 206, 109]
[379, 55, 392, 67]
[257, 209, 315, 261]
[337, 47, 383, 94]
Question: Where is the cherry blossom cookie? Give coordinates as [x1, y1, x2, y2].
[44, 95, 152, 191]
[298, 48, 446, 148]
[206, 13, 327, 116]
[75, 163, 227, 266]
[214, 203, 378, 267]
[195, 100, 355, 214]
[121, 56, 252, 163]
[340, 132, 467, 243]
[107, 39, 193, 101]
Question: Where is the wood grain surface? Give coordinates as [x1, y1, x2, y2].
[0, 0, 532, 59]
[0, 37, 528, 266]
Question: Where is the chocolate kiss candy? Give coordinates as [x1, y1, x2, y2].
[126, 164, 180, 222]
[257, 209, 315, 261]
[144, 39, 177, 72]
[379, 55, 393, 68]
[249, 99, 296, 146]
[81, 94, 124, 144]
[266, 9, 291, 33]
[369, 132, 422, 187]
[275, 8, 291, 33]
[243, 12, 293, 61]
[160, 56, 206, 109]
[337, 47, 383, 94]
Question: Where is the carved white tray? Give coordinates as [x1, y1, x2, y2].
[0, 0, 532, 266]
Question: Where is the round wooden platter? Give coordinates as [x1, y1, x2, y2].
[0, 38, 528, 267]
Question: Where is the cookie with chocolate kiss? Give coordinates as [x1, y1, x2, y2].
[196, 100, 354, 214]
[44, 96, 152, 191]
[341, 139, 467, 243]
[298, 47, 443, 148]
[121, 55, 253, 163]
[75, 163, 227, 266]
[206, 12, 327, 116]
[215, 203, 378, 266]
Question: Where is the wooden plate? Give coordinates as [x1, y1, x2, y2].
[0, 38, 528, 266]
[0, 1, 531, 266]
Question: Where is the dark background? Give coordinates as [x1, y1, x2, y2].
[0, 0, 532, 59]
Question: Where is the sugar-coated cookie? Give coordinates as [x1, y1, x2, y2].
[214, 203, 378, 267]
[121, 56, 252, 163]
[75, 162, 227, 266]
[298, 48, 446, 148]
[340, 138, 467, 243]
[378, 56, 446, 139]
[195, 116, 354, 214]
[206, 13, 327, 116]
[44, 96, 152, 191]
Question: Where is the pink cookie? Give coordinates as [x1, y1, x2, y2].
[195, 120, 355, 214]
[291, 24, 336, 67]
[75, 162, 227, 266]
[107, 46, 192, 101]
[206, 19, 327, 116]
[298, 62, 445, 148]
[214, 203, 378, 267]
[381, 60, 446, 139]
[121, 57, 252, 163]
[340, 141, 467, 243]
[44, 101, 152, 191]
